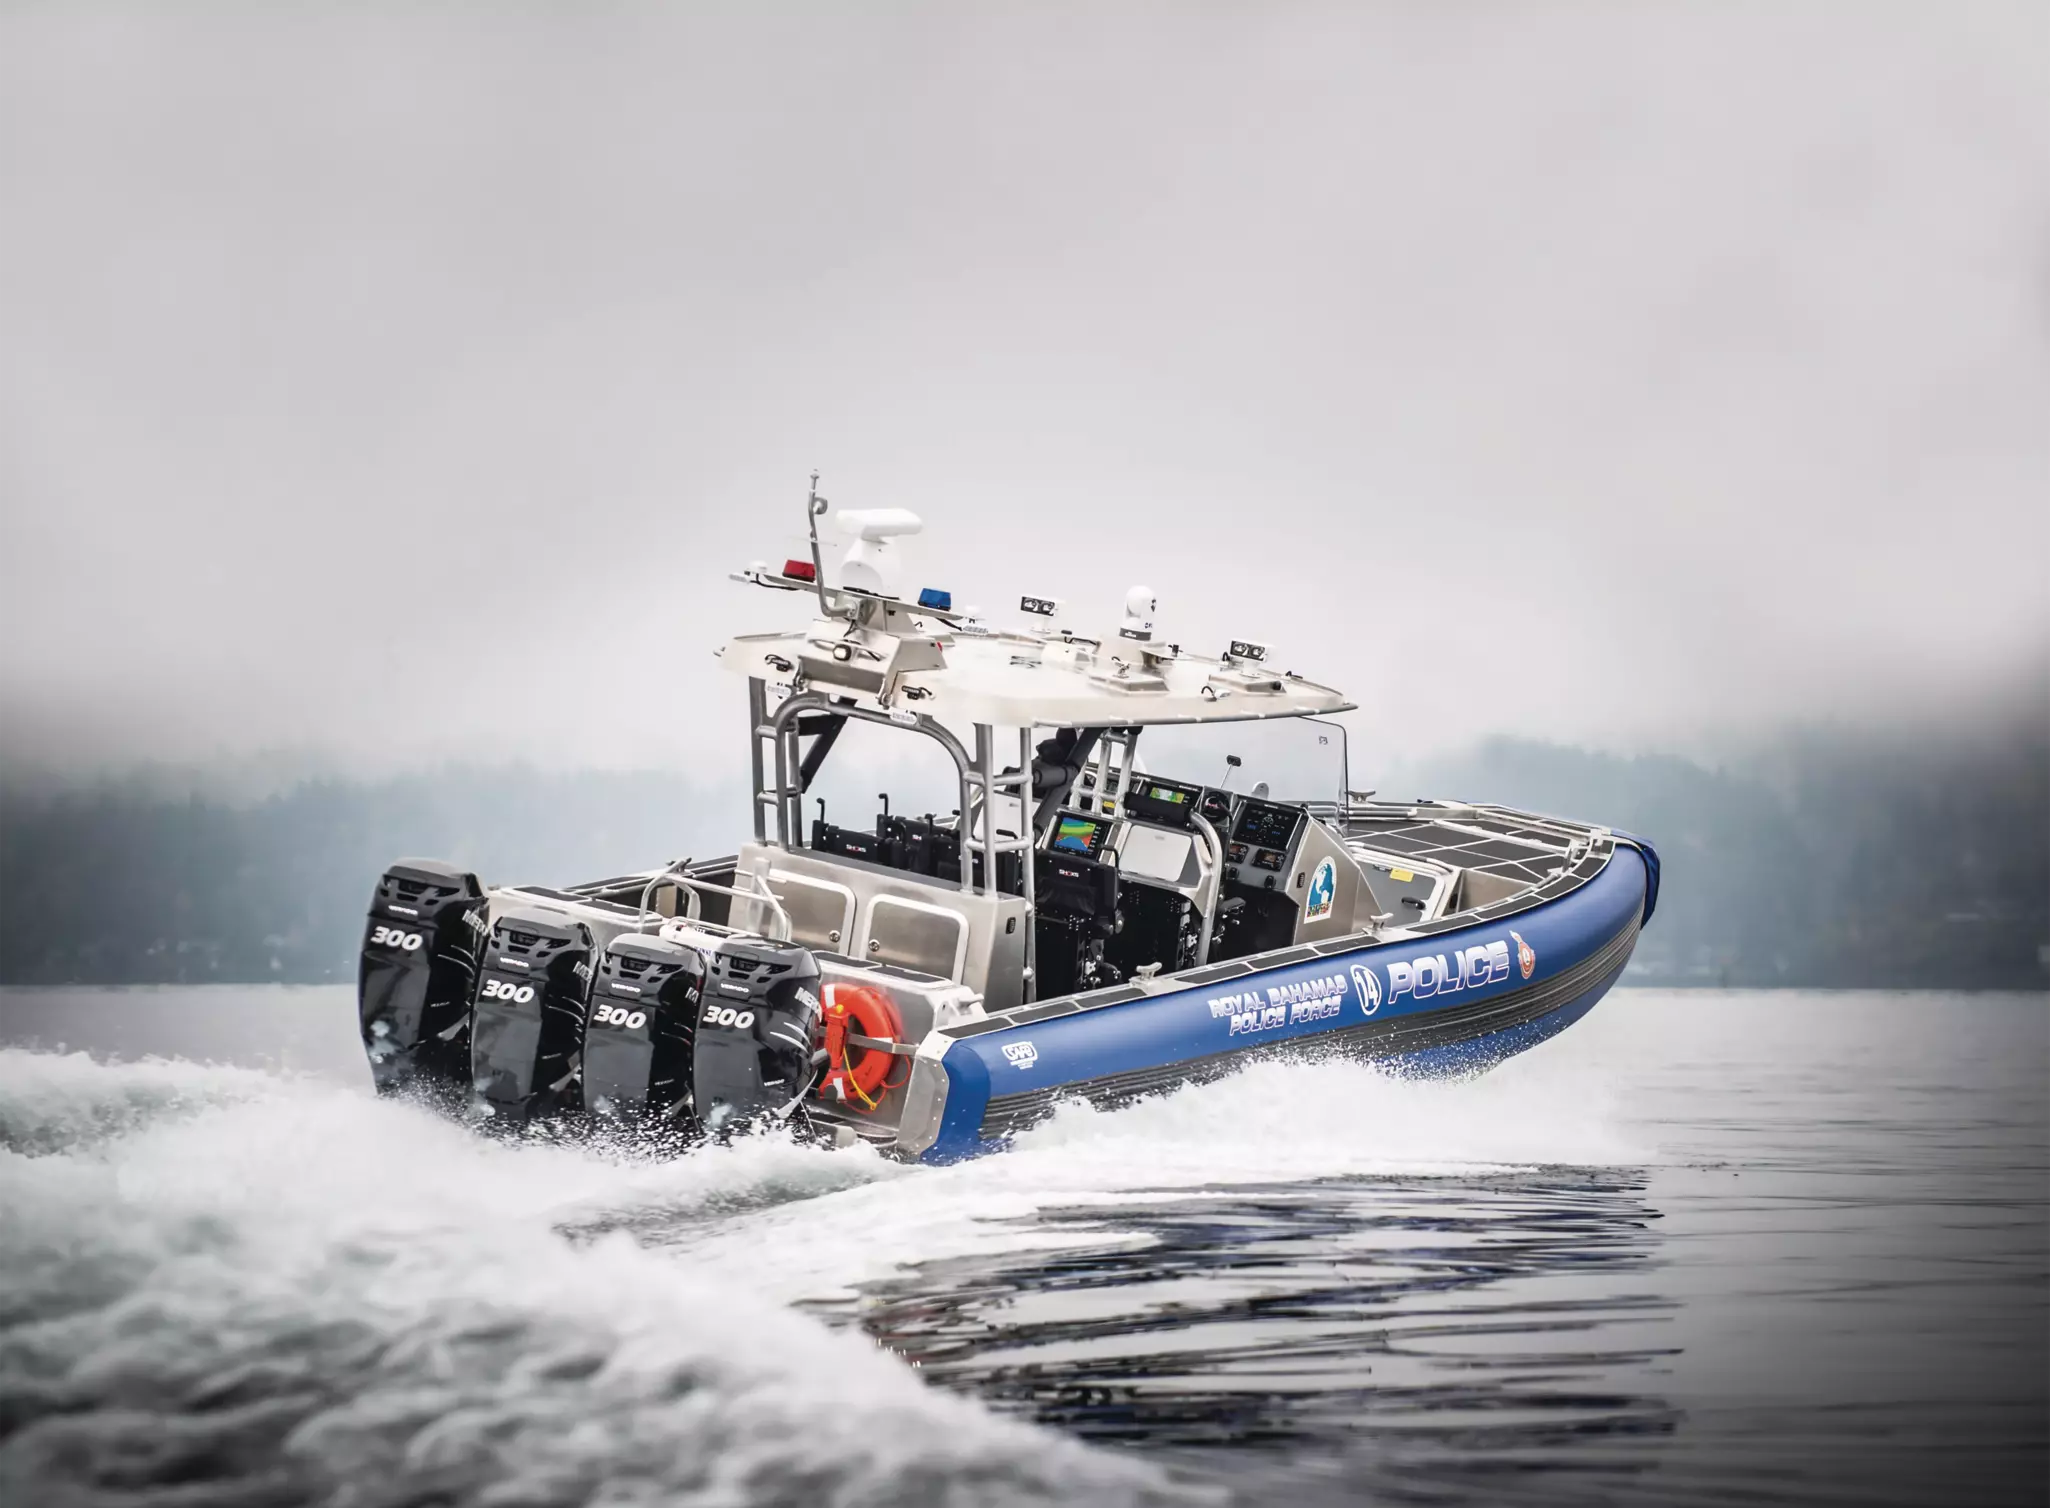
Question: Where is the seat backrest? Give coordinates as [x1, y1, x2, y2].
[880, 813, 953, 877]
[811, 819, 884, 866]
[928, 841, 1025, 896]
[1034, 849, 1119, 929]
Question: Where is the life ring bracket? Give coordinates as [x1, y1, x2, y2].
[818, 982, 910, 1111]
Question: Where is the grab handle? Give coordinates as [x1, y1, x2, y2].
[637, 863, 793, 942]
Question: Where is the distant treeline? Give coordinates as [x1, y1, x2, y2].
[1, 732, 2044, 989]
[0, 770, 742, 987]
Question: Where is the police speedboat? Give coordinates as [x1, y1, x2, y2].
[356, 480, 1660, 1161]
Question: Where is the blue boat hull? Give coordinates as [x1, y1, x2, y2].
[911, 842, 1652, 1163]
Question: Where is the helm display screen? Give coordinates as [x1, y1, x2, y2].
[1051, 815, 1110, 857]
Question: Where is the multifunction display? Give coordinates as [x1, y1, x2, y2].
[1050, 813, 1112, 858]
[1232, 799, 1302, 851]
[1124, 777, 1202, 829]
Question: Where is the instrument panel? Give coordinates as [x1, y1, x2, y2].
[1223, 798, 1306, 887]
[1044, 778, 1257, 894]
[1069, 771, 1236, 834]
[1232, 799, 1303, 851]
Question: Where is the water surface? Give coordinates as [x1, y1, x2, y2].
[0, 987, 2042, 1506]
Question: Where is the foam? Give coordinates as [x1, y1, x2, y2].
[0, 1036, 1639, 1503]
[673, 1050, 1648, 1302]
[0, 1049, 1189, 1507]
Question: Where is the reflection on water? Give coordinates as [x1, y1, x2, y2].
[810, 1173, 1679, 1502]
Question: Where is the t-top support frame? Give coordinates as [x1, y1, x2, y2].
[748, 679, 1044, 1000]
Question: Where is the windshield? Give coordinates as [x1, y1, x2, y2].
[1125, 717, 1349, 805]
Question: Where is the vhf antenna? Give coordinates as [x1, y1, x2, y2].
[804, 470, 831, 615]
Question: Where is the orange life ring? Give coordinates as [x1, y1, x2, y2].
[818, 982, 906, 1112]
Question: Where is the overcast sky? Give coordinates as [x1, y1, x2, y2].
[1, 3, 2044, 786]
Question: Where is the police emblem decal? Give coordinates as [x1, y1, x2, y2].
[1349, 962, 1382, 1016]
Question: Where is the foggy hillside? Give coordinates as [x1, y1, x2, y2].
[1382, 726, 2047, 989]
[3, 728, 2041, 991]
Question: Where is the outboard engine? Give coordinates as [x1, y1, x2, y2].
[470, 910, 594, 1121]
[690, 936, 825, 1137]
[581, 933, 706, 1127]
[358, 859, 489, 1100]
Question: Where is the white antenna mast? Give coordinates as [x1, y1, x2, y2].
[804, 471, 831, 614]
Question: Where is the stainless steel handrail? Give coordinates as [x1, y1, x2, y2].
[637, 860, 793, 942]
[759, 690, 979, 886]
[1188, 809, 1224, 967]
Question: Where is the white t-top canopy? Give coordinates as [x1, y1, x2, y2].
[716, 575, 1353, 729]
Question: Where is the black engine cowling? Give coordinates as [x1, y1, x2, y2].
[470, 910, 593, 1121]
[358, 859, 489, 1100]
[690, 936, 825, 1136]
[582, 933, 705, 1125]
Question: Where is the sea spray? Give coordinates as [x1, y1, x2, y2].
[0, 1048, 1189, 1507]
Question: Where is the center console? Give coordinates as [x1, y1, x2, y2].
[1224, 798, 1305, 888]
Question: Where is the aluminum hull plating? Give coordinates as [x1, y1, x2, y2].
[910, 843, 1652, 1163]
